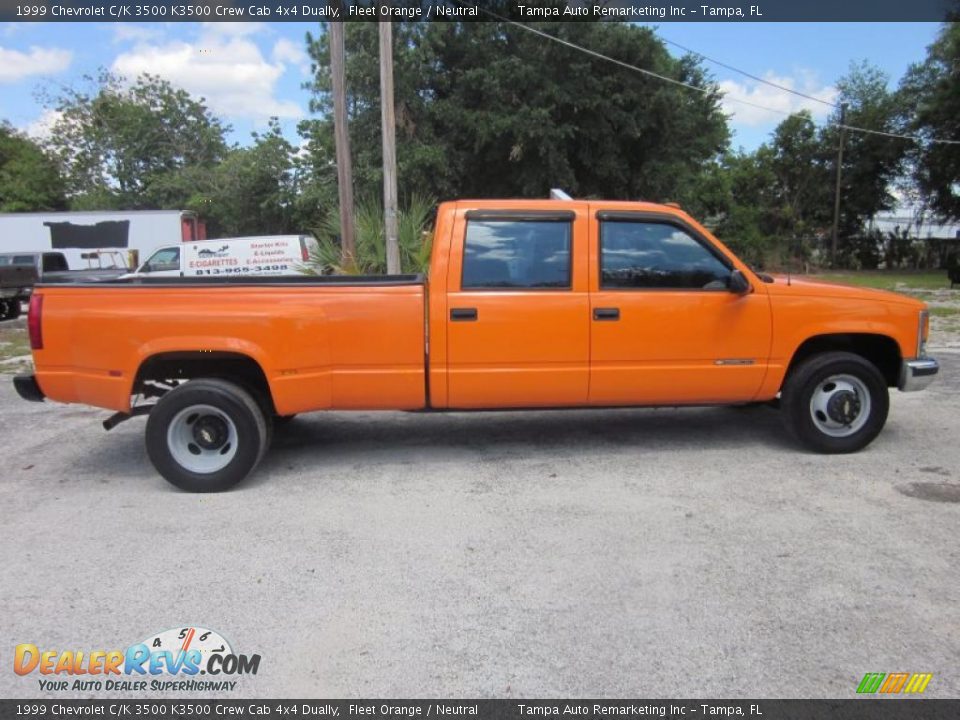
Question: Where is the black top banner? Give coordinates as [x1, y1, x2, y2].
[1, 700, 960, 720]
[0, 0, 956, 23]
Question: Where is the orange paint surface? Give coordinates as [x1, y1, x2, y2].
[30, 200, 926, 414]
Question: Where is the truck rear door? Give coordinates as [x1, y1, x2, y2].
[444, 207, 590, 408]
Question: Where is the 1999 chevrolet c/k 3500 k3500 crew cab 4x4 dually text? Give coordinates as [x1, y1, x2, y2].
[14, 198, 939, 491]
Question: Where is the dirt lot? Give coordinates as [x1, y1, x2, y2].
[0, 284, 958, 699]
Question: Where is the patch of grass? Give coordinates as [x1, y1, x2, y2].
[929, 306, 960, 318]
[814, 271, 953, 291]
[0, 326, 30, 363]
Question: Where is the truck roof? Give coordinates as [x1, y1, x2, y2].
[451, 198, 687, 215]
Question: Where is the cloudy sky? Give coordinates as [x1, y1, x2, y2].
[0, 20, 943, 153]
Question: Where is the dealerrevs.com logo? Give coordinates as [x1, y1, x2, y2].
[14, 626, 261, 692]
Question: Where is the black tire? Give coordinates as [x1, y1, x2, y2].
[0, 300, 19, 321]
[145, 378, 268, 492]
[781, 351, 889, 454]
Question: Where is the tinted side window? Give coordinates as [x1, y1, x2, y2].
[462, 220, 571, 290]
[145, 248, 180, 272]
[600, 221, 731, 290]
[43, 254, 68, 272]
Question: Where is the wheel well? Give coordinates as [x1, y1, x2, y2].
[134, 352, 275, 414]
[786, 334, 901, 387]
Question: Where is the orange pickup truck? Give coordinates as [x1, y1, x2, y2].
[14, 199, 938, 491]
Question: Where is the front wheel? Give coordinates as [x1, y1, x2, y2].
[145, 379, 268, 492]
[781, 351, 889, 454]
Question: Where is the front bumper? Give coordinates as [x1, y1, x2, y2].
[899, 358, 939, 392]
[13, 374, 45, 402]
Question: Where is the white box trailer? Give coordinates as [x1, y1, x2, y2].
[0, 210, 204, 270]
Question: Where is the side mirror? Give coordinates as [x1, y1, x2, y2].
[729, 269, 751, 294]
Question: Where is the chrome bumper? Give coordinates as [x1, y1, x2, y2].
[899, 358, 939, 392]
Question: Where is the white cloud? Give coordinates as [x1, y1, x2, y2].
[718, 70, 838, 126]
[111, 28, 303, 122]
[112, 24, 165, 44]
[3, 23, 26, 38]
[200, 22, 264, 37]
[24, 108, 62, 140]
[0, 45, 72, 83]
[272, 37, 309, 75]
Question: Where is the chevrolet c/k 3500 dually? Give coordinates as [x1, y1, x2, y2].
[14, 199, 939, 491]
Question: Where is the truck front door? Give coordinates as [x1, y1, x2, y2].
[445, 208, 590, 408]
[588, 211, 772, 405]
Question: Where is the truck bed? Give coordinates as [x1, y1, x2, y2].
[31, 276, 427, 416]
[42, 273, 425, 287]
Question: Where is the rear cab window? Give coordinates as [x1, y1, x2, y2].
[42, 254, 68, 272]
[461, 211, 573, 290]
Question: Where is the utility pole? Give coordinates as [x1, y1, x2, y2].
[379, 19, 400, 275]
[330, 19, 355, 267]
[830, 102, 847, 269]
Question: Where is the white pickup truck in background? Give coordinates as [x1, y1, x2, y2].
[124, 235, 320, 279]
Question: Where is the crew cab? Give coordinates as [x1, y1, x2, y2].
[13, 199, 938, 491]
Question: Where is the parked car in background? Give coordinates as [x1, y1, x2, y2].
[123, 235, 319, 279]
[0, 250, 131, 286]
[0, 264, 37, 320]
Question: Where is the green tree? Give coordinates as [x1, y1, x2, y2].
[302, 20, 729, 203]
[715, 112, 831, 268]
[182, 119, 319, 237]
[43, 71, 229, 210]
[821, 62, 908, 241]
[899, 21, 960, 220]
[303, 194, 435, 275]
[0, 122, 67, 212]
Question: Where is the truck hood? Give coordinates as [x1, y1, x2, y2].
[764, 274, 925, 309]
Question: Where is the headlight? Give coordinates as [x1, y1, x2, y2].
[918, 309, 930, 358]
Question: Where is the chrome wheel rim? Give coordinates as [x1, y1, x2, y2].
[809, 374, 871, 438]
[167, 404, 238, 474]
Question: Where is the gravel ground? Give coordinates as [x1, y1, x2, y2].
[0, 341, 958, 699]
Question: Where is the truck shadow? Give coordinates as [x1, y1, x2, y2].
[63, 405, 797, 491]
[255, 405, 794, 482]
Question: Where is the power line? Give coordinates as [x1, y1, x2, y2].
[838, 122, 956, 145]
[656, 33, 960, 145]
[465, 5, 796, 118]
[463, 5, 960, 147]
[656, 34, 840, 109]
